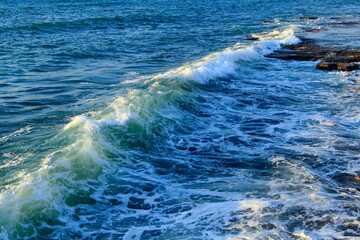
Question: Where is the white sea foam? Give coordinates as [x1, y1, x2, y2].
[238, 199, 271, 212]
[0, 227, 9, 240]
[153, 26, 300, 84]
[0, 107, 114, 239]
[154, 46, 261, 84]
[225, 154, 360, 239]
[63, 115, 89, 130]
[1, 24, 336, 240]
[64, 97, 134, 130]
[0, 152, 32, 169]
[0, 126, 33, 144]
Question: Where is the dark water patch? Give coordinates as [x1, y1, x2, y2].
[52, 51, 111, 59]
[7, 101, 46, 107]
[30, 64, 71, 73]
[0, 83, 10, 88]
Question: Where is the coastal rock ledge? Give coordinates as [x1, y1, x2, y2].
[266, 39, 360, 71]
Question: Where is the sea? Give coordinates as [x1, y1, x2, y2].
[1, 0, 360, 239]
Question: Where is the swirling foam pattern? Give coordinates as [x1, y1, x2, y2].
[1, 0, 360, 239]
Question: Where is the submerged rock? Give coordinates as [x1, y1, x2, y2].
[305, 28, 324, 33]
[330, 22, 359, 25]
[355, 176, 360, 182]
[298, 16, 319, 20]
[262, 21, 274, 25]
[246, 36, 260, 41]
[315, 62, 338, 70]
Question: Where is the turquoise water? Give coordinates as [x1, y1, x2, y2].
[1, 0, 360, 239]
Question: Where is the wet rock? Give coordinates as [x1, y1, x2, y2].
[266, 39, 334, 62]
[246, 36, 260, 41]
[337, 63, 359, 71]
[315, 62, 358, 71]
[298, 17, 318, 20]
[339, 49, 360, 55]
[267, 52, 316, 61]
[330, 22, 359, 25]
[262, 21, 274, 25]
[338, 50, 360, 62]
[354, 176, 360, 182]
[316, 62, 338, 70]
[265, 36, 360, 72]
[320, 55, 360, 63]
[305, 29, 323, 33]
[267, 47, 329, 61]
[283, 43, 320, 51]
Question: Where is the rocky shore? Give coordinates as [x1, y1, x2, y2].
[266, 38, 360, 71]
[261, 20, 360, 72]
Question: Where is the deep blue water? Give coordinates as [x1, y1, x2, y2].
[1, 0, 360, 239]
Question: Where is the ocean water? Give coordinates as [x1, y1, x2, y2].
[1, 0, 360, 239]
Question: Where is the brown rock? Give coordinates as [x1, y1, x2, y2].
[337, 63, 359, 71]
[316, 62, 359, 71]
[320, 55, 360, 63]
[283, 43, 319, 50]
[316, 62, 338, 70]
[267, 53, 316, 61]
[266, 43, 330, 61]
[330, 22, 359, 25]
[264, 35, 360, 72]
[262, 21, 274, 25]
[339, 49, 360, 55]
[306, 29, 323, 33]
[355, 176, 360, 182]
[338, 51, 360, 62]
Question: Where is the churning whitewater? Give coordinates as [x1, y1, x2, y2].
[1, 1, 360, 239]
[0, 26, 302, 239]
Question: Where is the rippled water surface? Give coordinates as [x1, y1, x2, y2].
[1, 0, 360, 239]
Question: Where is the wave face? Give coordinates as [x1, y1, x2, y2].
[1, 0, 360, 239]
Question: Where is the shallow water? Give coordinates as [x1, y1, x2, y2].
[1, 0, 360, 239]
